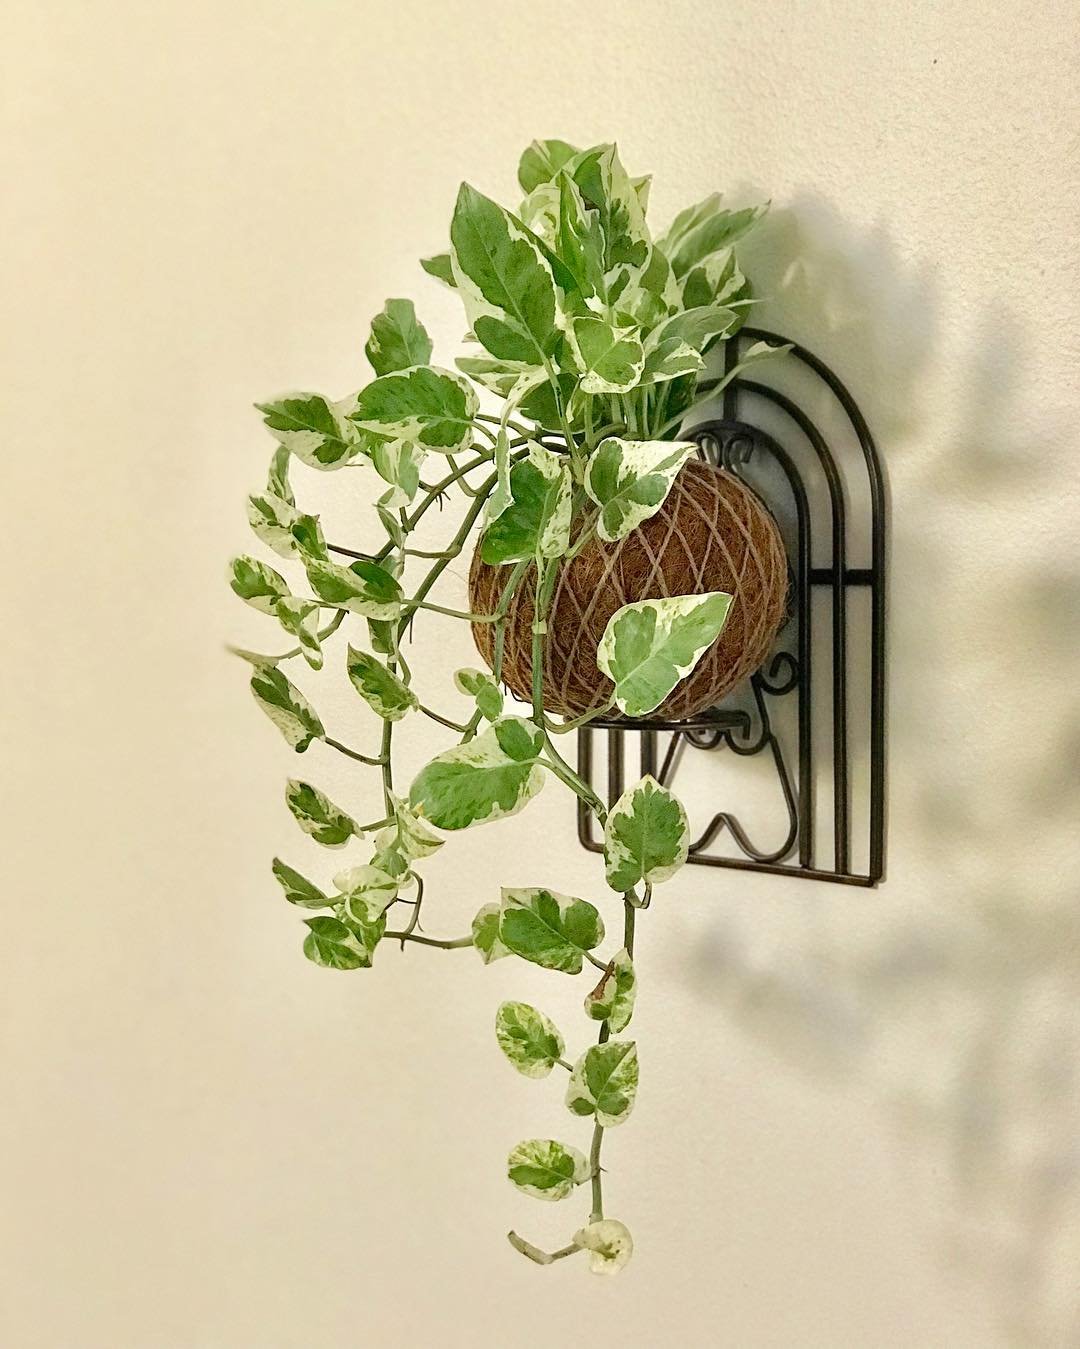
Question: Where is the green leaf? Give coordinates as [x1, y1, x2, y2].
[450, 182, 560, 366]
[486, 425, 513, 524]
[569, 144, 651, 287]
[517, 138, 580, 193]
[517, 180, 561, 245]
[305, 557, 402, 619]
[597, 592, 733, 718]
[346, 645, 418, 721]
[371, 439, 427, 507]
[420, 252, 457, 288]
[367, 617, 396, 657]
[648, 304, 738, 355]
[471, 901, 509, 963]
[480, 443, 572, 564]
[570, 316, 645, 395]
[250, 665, 324, 751]
[373, 794, 444, 863]
[272, 857, 331, 909]
[604, 775, 689, 891]
[583, 949, 637, 1033]
[681, 247, 752, 313]
[408, 717, 544, 831]
[507, 1139, 589, 1201]
[257, 393, 362, 471]
[573, 1218, 633, 1275]
[350, 366, 478, 455]
[495, 1001, 564, 1078]
[333, 865, 398, 918]
[454, 668, 504, 722]
[228, 555, 290, 615]
[246, 491, 327, 561]
[565, 1040, 638, 1127]
[275, 597, 323, 669]
[639, 337, 703, 386]
[285, 780, 357, 848]
[302, 915, 374, 970]
[498, 887, 604, 975]
[583, 437, 695, 543]
[365, 298, 433, 375]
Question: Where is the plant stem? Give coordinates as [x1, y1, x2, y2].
[419, 704, 472, 733]
[324, 737, 386, 767]
[384, 931, 473, 949]
[506, 1233, 582, 1266]
[412, 600, 498, 623]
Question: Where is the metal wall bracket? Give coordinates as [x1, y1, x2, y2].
[576, 327, 888, 887]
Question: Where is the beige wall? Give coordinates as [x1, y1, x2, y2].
[5, 2, 1079, 1345]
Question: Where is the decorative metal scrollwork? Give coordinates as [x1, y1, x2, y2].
[576, 327, 888, 887]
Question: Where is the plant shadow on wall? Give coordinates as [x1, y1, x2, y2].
[679, 206, 1080, 1348]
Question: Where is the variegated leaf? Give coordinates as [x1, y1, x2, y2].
[498, 887, 604, 975]
[275, 597, 323, 669]
[374, 794, 444, 863]
[285, 779, 357, 848]
[584, 949, 637, 1033]
[346, 645, 417, 721]
[495, 1001, 564, 1078]
[471, 901, 509, 963]
[408, 717, 544, 831]
[333, 864, 398, 917]
[604, 775, 689, 891]
[349, 366, 477, 455]
[657, 195, 767, 277]
[647, 304, 738, 355]
[597, 592, 733, 718]
[518, 180, 561, 245]
[570, 315, 644, 394]
[250, 665, 324, 751]
[583, 437, 695, 542]
[573, 1219, 634, 1275]
[257, 393, 363, 470]
[682, 247, 752, 313]
[640, 337, 703, 386]
[266, 446, 294, 504]
[371, 439, 427, 507]
[486, 426, 513, 523]
[450, 182, 561, 366]
[302, 914, 377, 970]
[480, 443, 572, 564]
[454, 668, 504, 722]
[420, 252, 456, 288]
[228, 555, 290, 615]
[565, 1040, 638, 1127]
[507, 1139, 589, 1202]
[247, 491, 326, 561]
[272, 857, 330, 909]
[364, 298, 433, 375]
[517, 138, 579, 193]
[305, 557, 402, 620]
[569, 144, 651, 291]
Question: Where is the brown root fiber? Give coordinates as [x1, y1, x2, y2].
[468, 460, 789, 721]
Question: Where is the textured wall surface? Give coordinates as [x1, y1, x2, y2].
[4, 2, 1079, 1345]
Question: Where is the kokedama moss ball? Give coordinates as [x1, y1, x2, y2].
[468, 459, 789, 722]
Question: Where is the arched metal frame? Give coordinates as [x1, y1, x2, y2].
[575, 327, 888, 887]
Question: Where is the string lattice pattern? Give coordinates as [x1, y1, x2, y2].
[468, 461, 789, 721]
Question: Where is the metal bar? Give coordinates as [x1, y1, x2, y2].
[576, 729, 597, 850]
[738, 375, 850, 874]
[607, 729, 625, 812]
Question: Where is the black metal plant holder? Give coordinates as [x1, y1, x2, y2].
[576, 327, 888, 887]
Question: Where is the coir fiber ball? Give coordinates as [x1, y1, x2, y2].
[468, 459, 789, 722]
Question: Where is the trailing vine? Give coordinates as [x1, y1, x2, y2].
[230, 139, 780, 1273]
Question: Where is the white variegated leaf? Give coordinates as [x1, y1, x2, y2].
[507, 1139, 589, 1202]
[604, 775, 689, 890]
[371, 439, 427, 506]
[365, 298, 433, 376]
[285, 780, 357, 848]
[349, 366, 478, 455]
[471, 901, 510, 963]
[573, 1219, 634, 1275]
[454, 668, 504, 722]
[228, 555, 290, 615]
[332, 864, 399, 917]
[257, 393, 364, 470]
[275, 597, 323, 669]
[249, 665, 324, 751]
[584, 949, 637, 1033]
[374, 794, 444, 863]
[495, 1001, 564, 1079]
[583, 438, 695, 542]
[597, 592, 733, 718]
[272, 857, 331, 909]
[246, 491, 326, 561]
[570, 315, 645, 394]
[266, 446, 294, 504]
[565, 1040, 639, 1127]
[302, 914, 379, 970]
[305, 557, 402, 620]
[346, 645, 417, 720]
[517, 138, 580, 193]
[408, 717, 544, 831]
[498, 887, 604, 975]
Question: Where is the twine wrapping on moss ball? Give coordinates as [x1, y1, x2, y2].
[468, 459, 789, 722]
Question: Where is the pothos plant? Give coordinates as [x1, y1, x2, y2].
[230, 139, 779, 1274]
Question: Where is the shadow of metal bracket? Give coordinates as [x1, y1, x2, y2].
[576, 326, 888, 887]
